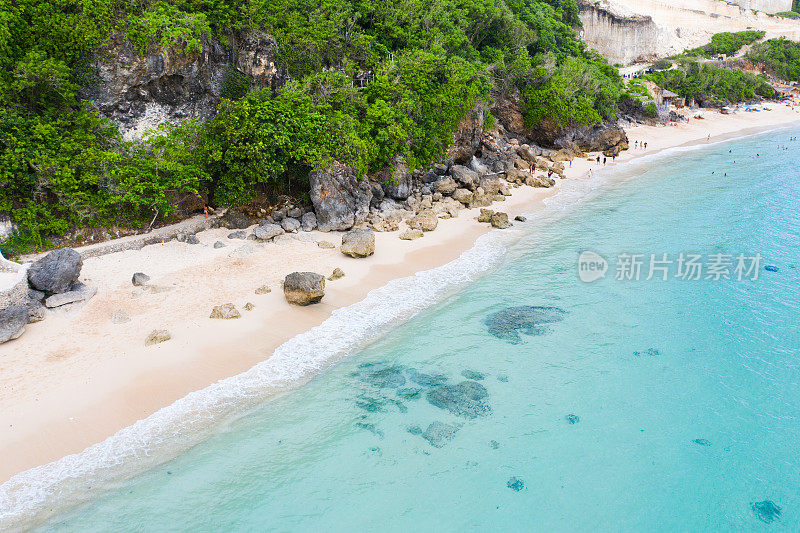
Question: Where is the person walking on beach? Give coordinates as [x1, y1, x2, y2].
[707, 134, 711, 143]
[644, 142, 647, 149]
[603, 157, 607, 165]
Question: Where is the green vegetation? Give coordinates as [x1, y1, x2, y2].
[643, 60, 774, 104]
[0, 0, 623, 249]
[684, 31, 765, 58]
[746, 37, 800, 81]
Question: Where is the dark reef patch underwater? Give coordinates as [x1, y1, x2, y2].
[484, 306, 567, 343]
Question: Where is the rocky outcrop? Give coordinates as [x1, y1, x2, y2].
[556, 123, 629, 156]
[341, 228, 375, 258]
[309, 162, 372, 232]
[578, 2, 659, 65]
[44, 283, 97, 308]
[27, 248, 82, 295]
[82, 31, 285, 140]
[283, 272, 325, 305]
[447, 103, 486, 164]
[145, 329, 171, 346]
[377, 155, 413, 200]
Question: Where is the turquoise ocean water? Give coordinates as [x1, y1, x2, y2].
[4, 126, 800, 531]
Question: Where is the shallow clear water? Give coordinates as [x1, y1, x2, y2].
[43, 129, 800, 531]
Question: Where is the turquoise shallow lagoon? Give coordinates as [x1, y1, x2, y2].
[16, 127, 800, 530]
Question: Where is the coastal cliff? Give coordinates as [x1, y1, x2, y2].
[578, 3, 661, 65]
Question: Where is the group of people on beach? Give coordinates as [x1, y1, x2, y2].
[633, 140, 648, 149]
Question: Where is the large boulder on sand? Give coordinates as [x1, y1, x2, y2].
[309, 162, 372, 232]
[253, 223, 284, 241]
[408, 211, 438, 232]
[0, 305, 28, 343]
[27, 248, 82, 294]
[284, 272, 325, 305]
[341, 228, 375, 258]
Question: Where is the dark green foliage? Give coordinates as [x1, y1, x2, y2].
[746, 37, 800, 81]
[0, 0, 620, 246]
[652, 58, 672, 70]
[684, 31, 765, 58]
[644, 61, 774, 104]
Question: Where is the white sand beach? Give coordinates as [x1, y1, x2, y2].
[1, 103, 798, 483]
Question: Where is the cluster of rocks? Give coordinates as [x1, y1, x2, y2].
[0, 247, 96, 344]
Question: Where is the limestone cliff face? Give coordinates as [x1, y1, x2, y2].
[578, 3, 662, 65]
[579, 0, 800, 66]
[731, 0, 792, 13]
[81, 32, 286, 140]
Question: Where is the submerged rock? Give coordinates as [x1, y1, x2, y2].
[422, 421, 460, 448]
[355, 422, 384, 438]
[692, 438, 711, 446]
[406, 368, 448, 388]
[507, 477, 525, 491]
[396, 387, 423, 399]
[356, 362, 407, 388]
[634, 348, 660, 357]
[407, 425, 423, 435]
[565, 414, 580, 424]
[461, 369, 485, 381]
[426, 380, 491, 419]
[484, 306, 567, 343]
[751, 500, 782, 523]
[489, 440, 500, 449]
[764, 265, 779, 272]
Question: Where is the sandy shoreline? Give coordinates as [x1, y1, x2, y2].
[1, 103, 799, 485]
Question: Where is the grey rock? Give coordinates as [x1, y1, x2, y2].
[209, 303, 241, 319]
[227, 230, 248, 240]
[131, 272, 150, 286]
[281, 217, 301, 233]
[309, 162, 372, 232]
[28, 289, 45, 303]
[433, 177, 457, 196]
[112, 309, 131, 324]
[213, 241, 226, 249]
[490, 212, 512, 229]
[27, 248, 82, 294]
[327, 267, 345, 281]
[478, 209, 494, 223]
[300, 212, 317, 232]
[379, 155, 412, 200]
[449, 165, 480, 190]
[253, 223, 284, 241]
[218, 209, 253, 229]
[422, 421, 460, 448]
[469, 156, 489, 176]
[283, 272, 325, 305]
[26, 298, 46, 323]
[186, 234, 200, 244]
[287, 207, 303, 219]
[317, 241, 336, 249]
[426, 380, 491, 419]
[399, 229, 424, 241]
[514, 215, 527, 222]
[452, 188, 474, 205]
[408, 211, 438, 232]
[145, 329, 171, 346]
[341, 228, 375, 258]
[271, 208, 286, 222]
[45, 283, 97, 308]
[479, 176, 501, 196]
[0, 305, 28, 343]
